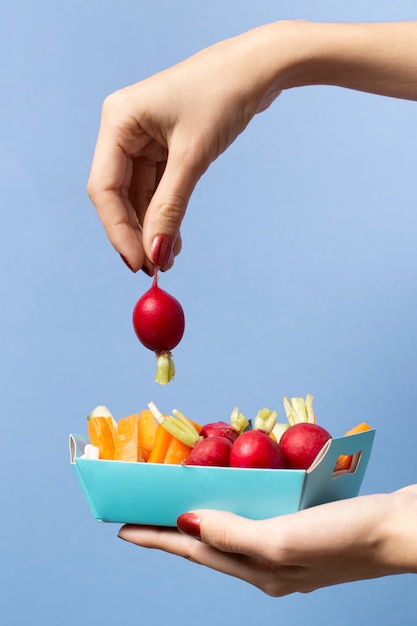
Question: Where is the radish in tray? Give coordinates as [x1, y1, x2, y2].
[132, 269, 185, 385]
[199, 407, 249, 444]
[279, 394, 332, 469]
[229, 408, 286, 469]
[184, 436, 233, 467]
[279, 422, 332, 470]
[230, 430, 286, 469]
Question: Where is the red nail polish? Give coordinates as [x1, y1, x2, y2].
[151, 235, 173, 268]
[141, 264, 153, 277]
[177, 512, 201, 540]
[120, 254, 137, 273]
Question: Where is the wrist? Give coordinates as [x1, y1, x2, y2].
[381, 486, 417, 574]
[223, 20, 333, 113]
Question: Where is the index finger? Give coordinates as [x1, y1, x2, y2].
[87, 121, 152, 271]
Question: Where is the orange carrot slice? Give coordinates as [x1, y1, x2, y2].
[163, 418, 202, 464]
[164, 438, 193, 464]
[87, 416, 115, 460]
[147, 422, 173, 463]
[138, 409, 157, 462]
[191, 420, 203, 435]
[105, 415, 118, 440]
[334, 422, 372, 472]
[344, 422, 372, 437]
[114, 413, 142, 462]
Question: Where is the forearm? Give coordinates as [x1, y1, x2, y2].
[238, 20, 417, 110]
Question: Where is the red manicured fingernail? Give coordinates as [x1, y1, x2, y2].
[151, 235, 173, 268]
[141, 264, 153, 277]
[120, 254, 137, 273]
[177, 513, 201, 540]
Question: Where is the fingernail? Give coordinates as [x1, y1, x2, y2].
[151, 235, 173, 268]
[118, 525, 134, 542]
[141, 264, 153, 277]
[177, 512, 201, 540]
[118, 526, 129, 541]
[120, 254, 137, 273]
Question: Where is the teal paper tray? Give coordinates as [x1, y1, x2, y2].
[70, 429, 375, 526]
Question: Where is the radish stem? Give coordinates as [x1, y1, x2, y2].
[230, 407, 249, 433]
[283, 395, 315, 425]
[254, 408, 277, 434]
[155, 352, 176, 385]
[305, 393, 316, 423]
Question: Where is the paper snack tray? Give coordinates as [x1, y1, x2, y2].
[70, 429, 375, 526]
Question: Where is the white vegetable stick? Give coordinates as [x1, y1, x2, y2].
[283, 396, 298, 426]
[305, 393, 315, 423]
[291, 397, 308, 423]
[81, 444, 100, 460]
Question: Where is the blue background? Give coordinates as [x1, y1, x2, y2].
[1, 1, 417, 624]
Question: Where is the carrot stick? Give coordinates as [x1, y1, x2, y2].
[344, 422, 372, 437]
[114, 413, 142, 462]
[137, 409, 157, 462]
[87, 416, 115, 460]
[334, 422, 372, 472]
[105, 416, 118, 440]
[147, 423, 173, 463]
[189, 419, 202, 435]
[163, 418, 202, 464]
[164, 438, 193, 465]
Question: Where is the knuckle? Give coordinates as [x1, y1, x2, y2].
[158, 196, 187, 228]
[101, 88, 127, 118]
[182, 538, 204, 564]
[86, 178, 108, 209]
[261, 580, 291, 598]
[86, 178, 98, 203]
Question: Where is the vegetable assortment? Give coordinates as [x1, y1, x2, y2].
[85, 395, 372, 471]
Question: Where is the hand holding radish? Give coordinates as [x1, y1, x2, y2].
[86, 24, 284, 274]
[87, 22, 417, 275]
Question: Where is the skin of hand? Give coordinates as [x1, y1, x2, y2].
[87, 26, 282, 274]
[118, 485, 417, 596]
[87, 20, 417, 274]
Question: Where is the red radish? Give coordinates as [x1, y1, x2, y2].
[230, 430, 286, 469]
[133, 270, 185, 385]
[279, 422, 332, 470]
[200, 421, 240, 444]
[184, 436, 232, 467]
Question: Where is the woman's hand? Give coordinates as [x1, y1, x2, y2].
[86, 25, 284, 274]
[118, 486, 417, 596]
[87, 20, 417, 274]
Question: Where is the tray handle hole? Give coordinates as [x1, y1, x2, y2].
[332, 450, 363, 479]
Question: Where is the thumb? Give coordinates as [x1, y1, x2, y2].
[142, 149, 203, 268]
[177, 509, 275, 559]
